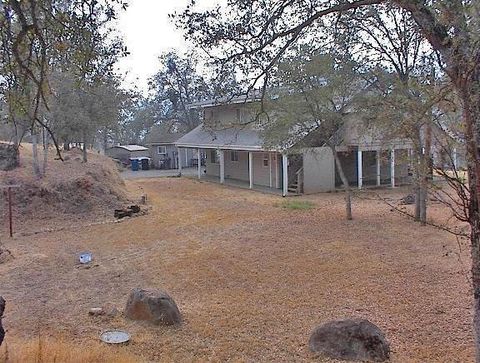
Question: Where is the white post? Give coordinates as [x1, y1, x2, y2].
[178, 147, 182, 176]
[376, 150, 381, 186]
[269, 152, 272, 188]
[282, 154, 288, 197]
[390, 149, 395, 188]
[275, 153, 280, 189]
[185, 148, 189, 166]
[197, 148, 201, 179]
[219, 149, 225, 184]
[248, 152, 253, 189]
[357, 150, 363, 189]
[453, 147, 458, 170]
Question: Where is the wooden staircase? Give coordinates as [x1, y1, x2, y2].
[288, 167, 304, 194]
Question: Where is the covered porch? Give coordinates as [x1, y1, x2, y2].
[177, 147, 293, 196]
[337, 145, 413, 189]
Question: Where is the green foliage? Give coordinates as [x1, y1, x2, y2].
[277, 200, 315, 210]
[0, 0, 128, 156]
[261, 50, 362, 151]
[148, 51, 211, 133]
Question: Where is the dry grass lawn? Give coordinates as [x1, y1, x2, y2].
[0, 177, 474, 362]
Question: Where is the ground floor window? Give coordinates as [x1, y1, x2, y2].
[263, 153, 269, 167]
[157, 146, 166, 155]
[231, 150, 239, 162]
[210, 149, 220, 164]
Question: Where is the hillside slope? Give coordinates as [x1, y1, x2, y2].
[0, 144, 129, 234]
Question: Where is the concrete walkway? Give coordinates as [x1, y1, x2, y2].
[121, 167, 197, 180]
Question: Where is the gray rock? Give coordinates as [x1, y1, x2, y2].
[400, 194, 415, 205]
[125, 288, 181, 325]
[309, 319, 390, 362]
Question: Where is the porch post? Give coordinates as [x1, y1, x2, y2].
[376, 150, 381, 186]
[178, 147, 182, 176]
[282, 154, 288, 197]
[248, 151, 253, 189]
[390, 148, 395, 188]
[185, 148, 189, 166]
[197, 148, 201, 179]
[219, 149, 225, 184]
[269, 152, 272, 188]
[453, 147, 458, 170]
[275, 153, 280, 189]
[357, 150, 363, 189]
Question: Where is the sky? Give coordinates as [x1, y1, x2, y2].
[115, 0, 192, 94]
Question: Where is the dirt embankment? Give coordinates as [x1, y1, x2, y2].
[0, 144, 130, 235]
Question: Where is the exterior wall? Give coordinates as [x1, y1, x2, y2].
[303, 147, 335, 193]
[149, 144, 195, 169]
[205, 149, 280, 188]
[105, 147, 148, 163]
[335, 149, 410, 187]
[130, 149, 150, 158]
[204, 104, 256, 126]
[335, 151, 357, 186]
[105, 147, 129, 162]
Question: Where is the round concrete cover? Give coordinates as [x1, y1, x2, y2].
[100, 330, 130, 344]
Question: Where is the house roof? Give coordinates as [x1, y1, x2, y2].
[175, 123, 273, 151]
[187, 91, 262, 109]
[109, 145, 148, 152]
[145, 126, 186, 145]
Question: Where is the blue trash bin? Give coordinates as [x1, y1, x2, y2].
[131, 159, 139, 171]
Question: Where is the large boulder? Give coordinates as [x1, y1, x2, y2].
[0, 296, 5, 347]
[309, 319, 390, 362]
[125, 288, 181, 325]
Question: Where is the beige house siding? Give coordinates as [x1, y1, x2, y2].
[206, 149, 280, 188]
[149, 144, 195, 169]
[303, 147, 335, 193]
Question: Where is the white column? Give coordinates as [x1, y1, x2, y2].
[185, 148, 189, 166]
[390, 149, 395, 188]
[248, 152, 253, 189]
[219, 149, 225, 184]
[282, 154, 288, 197]
[376, 150, 381, 186]
[357, 150, 363, 189]
[275, 153, 280, 189]
[269, 152, 272, 188]
[178, 147, 182, 176]
[197, 148, 201, 179]
[453, 147, 458, 170]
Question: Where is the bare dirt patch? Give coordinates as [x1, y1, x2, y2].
[0, 178, 474, 362]
[0, 144, 130, 235]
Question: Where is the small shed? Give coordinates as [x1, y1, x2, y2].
[106, 145, 149, 164]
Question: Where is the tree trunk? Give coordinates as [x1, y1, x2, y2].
[82, 130, 88, 163]
[412, 147, 421, 221]
[0, 296, 5, 347]
[31, 132, 42, 178]
[42, 126, 48, 176]
[458, 79, 480, 362]
[332, 147, 353, 220]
